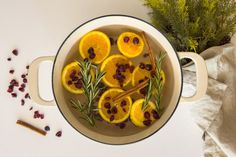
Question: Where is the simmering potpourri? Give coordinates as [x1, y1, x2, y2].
[61, 31, 166, 128]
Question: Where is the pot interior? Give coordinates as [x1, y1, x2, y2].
[53, 16, 182, 144]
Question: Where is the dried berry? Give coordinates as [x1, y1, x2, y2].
[111, 106, 118, 114]
[11, 93, 17, 98]
[139, 62, 145, 69]
[9, 69, 14, 74]
[12, 49, 18, 56]
[123, 36, 129, 43]
[140, 87, 147, 96]
[23, 78, 27, 83]
[110, 115, 115, 121]
[21, 74, 26, 78]
[152, 110, 160, 119]
[143, 119, 152, 126]
[105, 96, 111, 101]
[44, 126, 50, 131]
[26, 65, 29, 69]
[145, 64, 153, 71]
[55, 131, 62, 137]
[119, 123, 126, 129]
[143, 53, 149, 58]
[74, 81, 83, 89]
[104, 102, 111, 109]
[29, 106, 33, 111]
[19, 87, 25, 92]
[25, 93, 30, 99]
[121, 100, 127, 107]
[67, 80, 73, 85]
[21, 99, 25, 106]
[87, 47, 94, 54]
[89, 53, 96, 59]
[7, 57, 11, 61]
[133, 37, 139, 44]
[21, 83, 26, 88]
[144, 111, 151, 119]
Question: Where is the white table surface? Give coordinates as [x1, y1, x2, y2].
[0, 0, 204, 157]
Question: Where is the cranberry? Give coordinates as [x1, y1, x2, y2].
[110, 115, 115, 122]
[26, 65, 29, 69]
[11, 93, 17, 98]
[139, 63, 145, 69]
[44, 126, 50, 131]
[21, 99, 25, 106]
[119, 123, 126, 129]
[121, 100, 127, 107]
[67, 80, 73, 85]
[25, 93, 30, 99]
[40, 114, 44, 119]
[9, 69, 14, 74]
[23, 78, 27, 83]
[152, 110, 160, 119]
[19, 87, 25, 92]
[12, 49, 18, 56]
[74, 82, 83, 89]
[89, 53, 96, 59]
[111, 106, 118, 114]
[7, 57, 11, 61]
[84, 58, 89, 62]
[122, 108, 126, 112]
[145, 64, 153, 71]
[70, 70, 76, 79]
[21, 83, 26, 88]
[105, 96, 111, 101]
[133, 37, 139, 44]
[87, 47, 94, 54]
[143, 120, 152, 126]
[29, 106, 33, 111]
[144, 111, 151, 119]
[72, 76, 78, 81]
[109, 37, 115, 45]
[123, 36, 129, 43]
[21, 74, 26, 78]
[55, 131, 62, 137]
[140, 87, 147, 96]
[143, 53, 149, 58]
[104, 102, 111, 109]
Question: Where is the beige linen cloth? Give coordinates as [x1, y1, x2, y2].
[180, 41, 236, 157]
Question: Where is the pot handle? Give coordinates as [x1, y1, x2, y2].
[28, 56, 56, 106]
[178, 52, 208, 102]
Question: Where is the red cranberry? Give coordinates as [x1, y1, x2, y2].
[104, 102, 111, 109]
[23, 78, 27, 83]
[140, 87, 147, 96]
[105, 96, 111, 101]
[143, 53, 149, 58]
[87, 47, 94, 54]
[44, 126, 50, 131]
[67, 80, 72, 85]
[152, 110, 160, 119]
[119, 123, 126, 129]
[12, 49, 18, 56]
[25, 93, 30, 99]
[9, 69, 14, 74]
[144, 111, 151, 119]
[145, 64, 153, 71]
[19, 87, 25, 92]
[26, 65, 29, 69]
[21, 83, 26, 88]
[21, 74, 26, 78]
[139, 63, 145, 69]
[110, 115, 115, 122]
[123, 36, 129, 43]
[29, 106, 33, 111]
[133, 37, 139, 44]
[55, 131, 62, 137]
[7, 57, 11, 61]
[111, 106, 118, 114]
[89, 53, 96, 59]
[7, 85, 14, 93]
[121, 100, 127, 107]
[40, 114, 44, 119]
[11, 93, 17, 98]
[143, 119, 152, 126]
[74, 81, 83, 89]
[21, 99, 25, 106]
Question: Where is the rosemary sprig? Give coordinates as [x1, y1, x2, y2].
[142, 53, 166, 114]
[70, 60, 105, 126]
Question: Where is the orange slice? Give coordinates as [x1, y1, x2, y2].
[117, 32, 144, 58]
[98, 88, 132, 123]
[79, 31, 111, 64]
[61, 62, 84, 94]
[100, 54, 134, 87]
[130, 99, 159, 127]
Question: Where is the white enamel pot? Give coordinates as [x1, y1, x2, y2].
[28, 15, 208, 145]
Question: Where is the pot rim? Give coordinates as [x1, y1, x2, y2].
[52, 14, 183, 145]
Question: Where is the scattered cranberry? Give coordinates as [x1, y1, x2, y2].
[55, 131, 62, 137]
[7, 85, 14, 93]
[11, 93, 17, 98]
[110, 115, 115, 122]
[74, 81, 83, 89]
[20, 83, 26, 88]
[121, 100, 127, 107]
[143, 119, 152, 126]
[67, 80, 72, 85]
[140, 87, 147, 96]
[139, 62, 145, 69]
[21, 99, 25, 106]
[44, 126, 50, 131]
[133, 37, 139, 44]
[19, 87, 25, 92]
[12, 49, 18, 56]
[145, 64, 153, 71]
[21, 74, 26, 78]
[105, 96, 111, 101]
[89, 53, 96, 59]
[26, 65, 29, 69]
[29, 106, 33, 111]
[122, 108, 126, 112]
[111, 106, 118, 114]
[7, 57, 11, 61]
[9, 69, 14, 74]
[25, 93, 30, 99]
[123, 36, 129, 43]
[33, 110, 44, 119]
[144, 111, 151, 119]
[23, 78, 27, 83]
[87, 47, 94, 54]
[119, 123, 126, 129]
[104, 102, 111, 109]
[152, 110, 160, 119]
[143, 53, 149, 58]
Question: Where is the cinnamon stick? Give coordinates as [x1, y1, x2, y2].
[113, 79, 149, 102]
[16, 120, 46, 136]
[141, 31, 157, 70]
